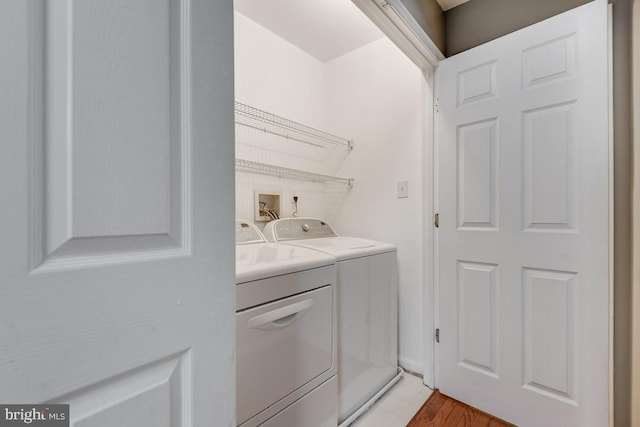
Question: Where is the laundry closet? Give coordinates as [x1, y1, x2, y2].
[233, 0, 430, 424]
[234, 0, 428, 380]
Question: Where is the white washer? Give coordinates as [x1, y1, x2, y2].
[263, 218, 400, 425]
[235, 220, 337, 427]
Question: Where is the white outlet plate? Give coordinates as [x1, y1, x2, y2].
[397, 180, 408, 198]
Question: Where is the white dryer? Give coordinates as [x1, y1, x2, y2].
[235, 220, 337, 427]
[263, 218, 400, 425]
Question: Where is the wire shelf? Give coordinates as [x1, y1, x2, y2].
[235, 102, 353, 150]
[236, 158, 353, 186]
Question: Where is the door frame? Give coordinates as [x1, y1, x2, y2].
[631, 2, 640, 425]
[352, 3, 613, 419]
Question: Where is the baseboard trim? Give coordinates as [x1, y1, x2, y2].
[399, 356, 423, 376]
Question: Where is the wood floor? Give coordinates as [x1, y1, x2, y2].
[406, 390, 515, 427]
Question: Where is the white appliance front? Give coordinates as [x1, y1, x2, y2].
[237, 285, 334, 425]
[235, 220, 337, 427]
[335, 252, 398, 421]
[263, 218, 399, 424]
[261, 376, 337, 427]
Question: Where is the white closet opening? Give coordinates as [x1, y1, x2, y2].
[233, 0, 433, 383]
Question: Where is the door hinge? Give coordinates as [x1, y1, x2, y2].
[435, 97, 440, 113]
[435, 328, 440, 343]
[434, 213, 439, 228]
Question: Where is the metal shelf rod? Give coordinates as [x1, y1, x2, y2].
[235, 158, 353, 186]
[235, 102, 353, 150]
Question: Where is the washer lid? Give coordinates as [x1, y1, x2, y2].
[236, 242, 335, 284]
[263, 218, 396, 260]
[287, 236, 396, 260]
[300, 236, 377, 250]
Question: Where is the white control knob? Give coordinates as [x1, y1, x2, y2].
[302, 223, 311, 232]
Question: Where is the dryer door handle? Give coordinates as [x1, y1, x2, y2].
[247, 299, 314, 331]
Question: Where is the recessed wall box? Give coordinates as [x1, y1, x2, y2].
[254, 191, 281, 222]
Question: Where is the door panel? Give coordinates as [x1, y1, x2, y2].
[437, 1, 609, 425]
[36, 0, 188, 269]
[0, 0, 235, 425]
[456, 119, 498, 230]
[457, 261, 498, 378]
[522, 102, 577, 231]
[522, 268, 577, 403]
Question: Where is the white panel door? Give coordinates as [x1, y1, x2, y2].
[436, 1, 609, 426]
[0, 0, 235, 425]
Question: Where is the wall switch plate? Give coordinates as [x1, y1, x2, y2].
[397, 180, 408, 198]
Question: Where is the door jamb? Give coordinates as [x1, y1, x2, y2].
[607, 4, 614, 426]
[630, 0, 640, 422]
[429, 66, 440, 389]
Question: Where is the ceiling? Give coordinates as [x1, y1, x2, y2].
[234, 0, 471, 62]
[436, 0, 470, 11]
[234, 0, 385, 63]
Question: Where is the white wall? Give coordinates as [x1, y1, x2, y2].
[234, 12, 325, 127]
[234, 13, 427, 374]
[324, 38, 426, 373]
[234, 12, 335, 224]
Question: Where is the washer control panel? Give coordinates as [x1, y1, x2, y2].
[266, 218, 337, 241]
[236, 219, 266, 244]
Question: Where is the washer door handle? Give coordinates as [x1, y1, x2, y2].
[247, 299, 314, 331]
